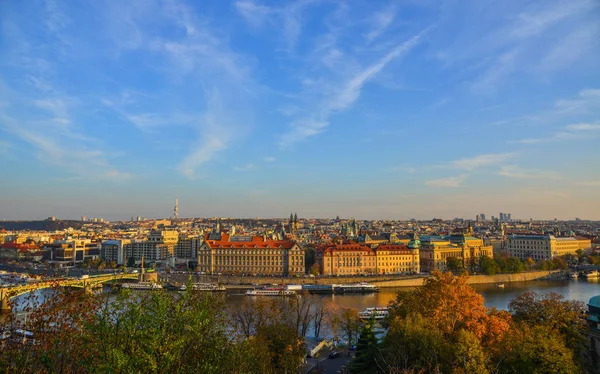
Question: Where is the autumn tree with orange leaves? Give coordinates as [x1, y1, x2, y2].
[376, 271, 583, 374]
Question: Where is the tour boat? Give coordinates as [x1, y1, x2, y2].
[121, 282, 162, 290]
[333, 282, 379, 294]
[190, 283, 226, 292]
[245, 288, 296, 297]
[164, 283, 187, 291]
[358, 307, 389, 320]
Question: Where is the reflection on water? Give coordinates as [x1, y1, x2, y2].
[3, 279, 600, 326]
[227, 279, 600, 311]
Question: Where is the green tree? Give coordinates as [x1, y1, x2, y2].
[480, 255, 500, 275]
[504, 257, 524, 273]
[498, 323, 580, 374]
[350, 319, 380, 374]
[309, 262, 320, 276]
[446, 257, 464, 274]
[127, 256, 135, 268]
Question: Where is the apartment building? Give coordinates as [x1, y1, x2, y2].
[507, 235, 589, 260]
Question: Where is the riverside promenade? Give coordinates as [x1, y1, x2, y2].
[165, 270, 561, 289]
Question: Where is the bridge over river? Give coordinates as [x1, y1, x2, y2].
[0, 273, 139, 312]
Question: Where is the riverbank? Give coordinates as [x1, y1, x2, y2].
[164, 270, 562, 289]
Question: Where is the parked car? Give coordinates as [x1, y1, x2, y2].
[328, 352, 340, 359]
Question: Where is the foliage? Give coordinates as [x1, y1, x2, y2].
[0, 287, 307, 373]
[309, 262, 321, 276]
[379, 271, 585, 373]
[349, 319, 380, 374]
[479, 255, 500, 275]
[446, 257, 464, 274]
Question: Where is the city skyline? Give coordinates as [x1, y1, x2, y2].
[1, 0, 599, 220]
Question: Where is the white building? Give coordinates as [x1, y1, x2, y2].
[507, 235, 583, 260]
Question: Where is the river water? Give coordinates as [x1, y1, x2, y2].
[4, 279, 600, 324]
[223, 278, 600, 311]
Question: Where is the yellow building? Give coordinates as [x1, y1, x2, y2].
[197, 233, 304, 276]
[316, 244, 377, 275]
[148, 229, 179, 257]
[374, 244, 420, 274]
[419, 234, 493, 273]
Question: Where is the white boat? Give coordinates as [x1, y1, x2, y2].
[245, 288, 296, 297]
[191, 283, 226, 292]
[121, 282, 162, 290]
[568, 273, 579, 280]
[358, 307, 389, 320]
[495, 283, 505, 288]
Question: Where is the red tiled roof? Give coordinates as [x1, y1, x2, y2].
[203, 233, 295, 249]
[375, 244, 412, 253]
[320, 243, 374, 255]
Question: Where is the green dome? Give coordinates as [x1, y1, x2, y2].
[588, 295, 600, 308]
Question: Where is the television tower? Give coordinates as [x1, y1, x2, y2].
[173, 197, 179, 220]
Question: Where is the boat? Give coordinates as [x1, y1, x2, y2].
[582, 271, 599, 279]
[245, 287, 296, 297]
[358, 307, 389, 320]
[568, 273, 579, 280]
[164, 283, 187, 291]
[303, 284, 334, 294]
[121, 282, 162, 290]
[190, 283, 226, 292]
[333, 282, 379, 294]
[495, 283, 505, 288]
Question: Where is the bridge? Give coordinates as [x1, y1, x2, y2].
[1, 273, 139, 312]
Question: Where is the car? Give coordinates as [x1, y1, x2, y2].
[328, 352, 340, 359]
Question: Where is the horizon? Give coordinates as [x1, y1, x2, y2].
[1, 0, 599, 220]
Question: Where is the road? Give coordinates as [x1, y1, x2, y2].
[305, 349, 353, 374]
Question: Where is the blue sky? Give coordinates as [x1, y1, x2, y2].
[1, 0, 599, 221]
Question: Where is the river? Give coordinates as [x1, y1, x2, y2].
[4, 278, 600, 326]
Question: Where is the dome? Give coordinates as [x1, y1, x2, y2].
[588, 295, 600, 308]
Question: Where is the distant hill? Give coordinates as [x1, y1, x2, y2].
[0, 220, 86, 231]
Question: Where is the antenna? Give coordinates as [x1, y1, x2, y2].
[174, 197, 179, 220]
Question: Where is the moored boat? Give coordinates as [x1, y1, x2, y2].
[121, 282, 162, 290]
[164, 283, 187, 291]
[358, 307, 389, 320]
[245, 287, 296, 296]
[568, 272, 579, 280]
[495, 283, 505, 288]
[190, 283, 226, 292]
[333, 282, 379, 294]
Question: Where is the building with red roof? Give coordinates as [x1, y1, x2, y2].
[197, 233, 304, 276]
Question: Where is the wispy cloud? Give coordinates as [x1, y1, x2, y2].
[425, 174, 468, 188]
[364, 5, 397, 43]
[233, 164, 255, 171]
[498, 165, 561, 179]
[513, 121, 600, 144]
[555, 88, 600, 114]
[278, 32, 424, 148]
[0, 140, 10, 154]
[450, 153, 515, 170]
[264, 157, 276, 162]
[235, 1, 273, 28]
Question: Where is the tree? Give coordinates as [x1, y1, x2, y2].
[509, 291, 588, 368]
[525, 257, 535, 267]
[446, 257, 464, 274]
[127, 256, 135, 268]
[497, 323, 580, 374]
[480, 255, 500, 275]
[339, 308, 361, 346]
[350, 319, 380, 374]
[309, 262, 320, 276]
[504, 257, 524, 273]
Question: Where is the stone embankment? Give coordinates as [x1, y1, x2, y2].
[165, 270, 562, 289]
